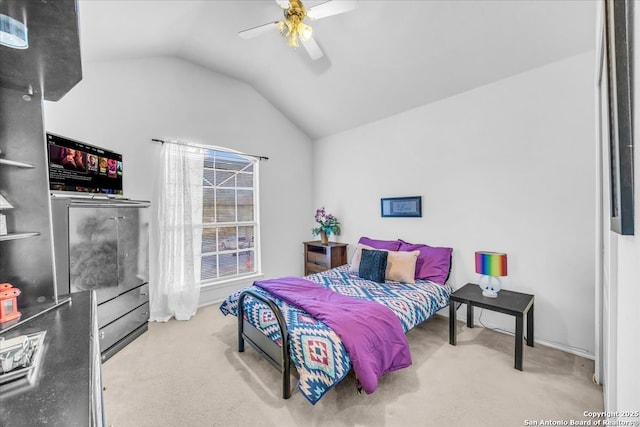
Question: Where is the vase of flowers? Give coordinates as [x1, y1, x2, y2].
[312, 207, 340, 245]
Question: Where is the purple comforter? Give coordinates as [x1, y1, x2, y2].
[254, 276, 412, 394]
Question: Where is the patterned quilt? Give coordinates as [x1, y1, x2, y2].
[219, 265, 451, 404]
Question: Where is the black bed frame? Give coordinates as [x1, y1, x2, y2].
[237, 289, 292, 399]
[237, 285, 449, 400]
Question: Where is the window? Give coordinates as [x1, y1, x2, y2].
[200, 149, 258, 284]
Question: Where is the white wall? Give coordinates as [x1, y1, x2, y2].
[313, 51, 596, 356]
[44, 57, 313, 303]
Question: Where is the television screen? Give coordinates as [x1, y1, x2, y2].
[46, 132, 123, 196]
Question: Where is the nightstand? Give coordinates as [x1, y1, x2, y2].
[449, 283, 534, 371]
[303, 241, 348, 275]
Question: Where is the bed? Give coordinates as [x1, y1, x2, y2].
[219, 260, 452, 404]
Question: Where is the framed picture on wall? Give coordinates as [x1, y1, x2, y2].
[381, 196, 422, 217]
[604, 0, 634, 235]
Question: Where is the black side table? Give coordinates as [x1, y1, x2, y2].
[449, 283, 534, 371]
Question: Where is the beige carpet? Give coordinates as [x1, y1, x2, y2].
[102, 304, 603, 427]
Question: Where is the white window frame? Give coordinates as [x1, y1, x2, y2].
[199, 147, 261, 287]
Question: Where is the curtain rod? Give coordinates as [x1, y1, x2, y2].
[151, 138, 269, 161]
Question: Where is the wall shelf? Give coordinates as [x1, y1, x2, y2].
[0, 155, 38, 242]
[0, 158, 35, 168]
[0, 232, 40, 242]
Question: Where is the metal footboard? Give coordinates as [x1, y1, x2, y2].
[237, 290, 291, 399]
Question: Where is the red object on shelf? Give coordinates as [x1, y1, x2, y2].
[0, 282, 21, 323]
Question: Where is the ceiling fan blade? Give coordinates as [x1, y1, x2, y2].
[238, 21, 279, 39]
[301, 36, 324, 60]
[307, 0, 358, 20]
[275, 0, 290, 9]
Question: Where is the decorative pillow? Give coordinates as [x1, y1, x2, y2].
[349, 243, 375, 272]
[398, 240, 453, 285]
[357, 236, 401, 251]
[358, 249, 388, 283]
[385, 250, 420, 284]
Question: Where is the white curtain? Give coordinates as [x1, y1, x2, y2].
[150, 142, 204, 322]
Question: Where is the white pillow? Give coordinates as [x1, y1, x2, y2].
[385, 250, 420, 284]
[349, 243, 374, 272]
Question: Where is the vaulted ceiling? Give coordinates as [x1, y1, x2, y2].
[77, 0, 596, 140]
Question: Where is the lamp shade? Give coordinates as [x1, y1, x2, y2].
[0, 194, 13, 210]
[475, 251, 507, 277]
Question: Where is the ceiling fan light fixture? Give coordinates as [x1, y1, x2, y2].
[277, 20, 297, 48]
[298, 22, 312, 41]
[278, 0, 314, 49]
[239, 0, 358, 60]
[286, 33, 299, 48]
[278, 15, 311, 48]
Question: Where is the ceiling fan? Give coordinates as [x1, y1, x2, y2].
[238, 0, 358, 60]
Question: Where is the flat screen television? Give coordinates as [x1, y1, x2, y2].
[46, 132, 123, 196]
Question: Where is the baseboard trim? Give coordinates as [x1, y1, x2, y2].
[532, 337, 595, 360]
[437, 312, 595, 360]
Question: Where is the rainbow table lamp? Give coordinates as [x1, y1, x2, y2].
[475, 251, 507, 298]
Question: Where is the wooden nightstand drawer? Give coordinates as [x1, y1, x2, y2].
[305, 262, 326, 274]
[307, 251, 327, 265]
[303, 241, 348, 276]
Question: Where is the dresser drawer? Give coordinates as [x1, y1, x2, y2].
[100, 302, 149, 351]
[306, 251, 328, 266]
[305, 262, 326, 274]
[98, 283, 149, 328]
